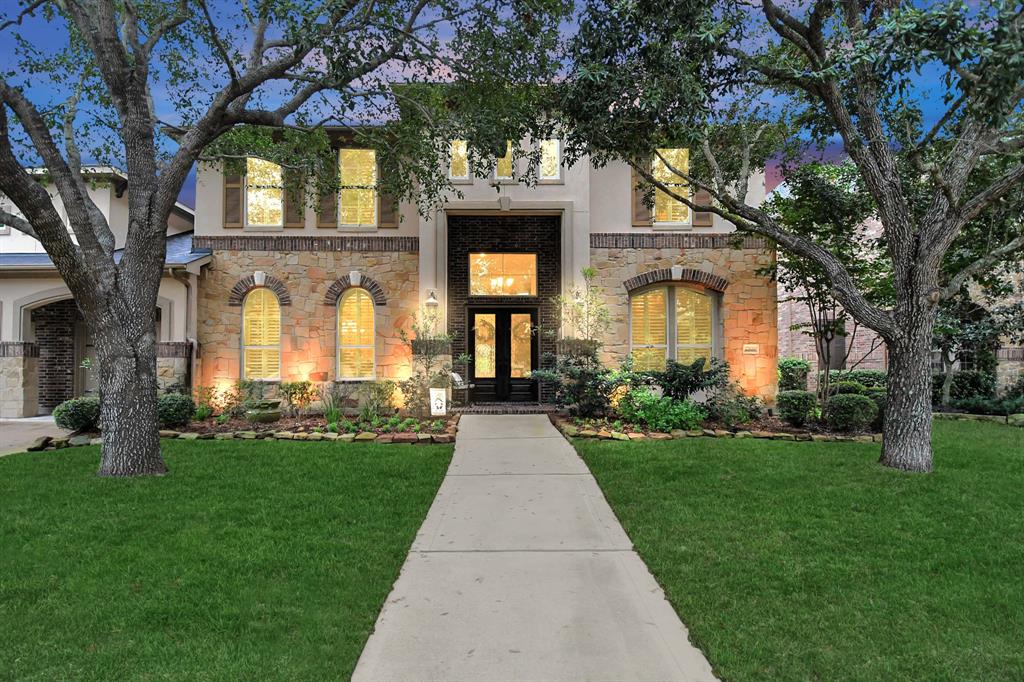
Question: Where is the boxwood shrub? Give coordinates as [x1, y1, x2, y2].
[777, 390, 816, 427]
[778, 357, 810, 391]
[826, 394, 878, 432]
[158, 392, 196, 429]
[52, 396, 101, 432]
[831, 380, 867, 395]
[822, 369, 887, 388]
[864, 386, 887, 430]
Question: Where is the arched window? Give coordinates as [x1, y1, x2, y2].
[630, 285, 715, 371]
[242, 287, 281, 380]
[338, 289, 375, 379]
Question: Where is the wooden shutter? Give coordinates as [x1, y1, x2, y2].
[283, 170, 305, 228]
[378, 191, 398, 228]
[693, 189, 714, 227]
[223, 170, 243, 228]
[631, 166, 652, 226]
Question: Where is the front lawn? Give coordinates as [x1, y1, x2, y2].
[575, 420, 1024, 681]
[0, 440, 452, 680]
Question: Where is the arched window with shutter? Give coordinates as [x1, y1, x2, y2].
[242, 288, 281, 380]
[630, 285, 716, 371]
[338, 288, 375, 379]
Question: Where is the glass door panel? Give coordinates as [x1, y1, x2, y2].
[474, 313, 496, 378]
[510, 313, 533, 378]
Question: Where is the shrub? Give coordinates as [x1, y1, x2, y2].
[776, 390, 816, 427]
[822, 369, 887, 388]
[952, 395, 1024, 416]
[864, 387, 887, 430]
[1003, 375, 1024, 400]
[832, 380, 867, 395]
[532, 354, 617, 418]
[705, 383, 764, 427]
[826, 394, 878, 432]
[279, 381, 317, 415]
[617, 388, 706, 431]
[358, 380, 396, 422]
[778, 357, 810, 391]
[932, 370, 998, 405]
[158, 392, 196, 429]
[53, 396, 101, 432]
[649, 357, 730, 400]
[193, 404, 214, 421]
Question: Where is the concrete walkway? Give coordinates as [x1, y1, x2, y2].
[353, 415, 716, 682]
[0, 417, 68, 457]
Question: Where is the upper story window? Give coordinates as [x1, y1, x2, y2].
[469, 253, 537, 296]
[242, 287, 281, 380]
[652, 148, 690, 224]
[245, 158, 284, 227]
[339, 149, 377, 227]
[338, 288, 375, 379]
[631, 285, 714, 371]
[539, 139, 561, 181]
[450, 139, 469, 180]
[495, 141, 514, 180]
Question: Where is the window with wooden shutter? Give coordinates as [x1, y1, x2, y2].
[631, 285, 717, 370]
[283, 169, 305, 228]
[245, 157, 284, 227]
[631, 166, 653, 226]
[339, 149, 377, 227]
[223, 168, 244, 228]
[338, 289, 375, 379]
[495, 141, 513, 179]
[242, 288, 281, 380]
[692, 189, 714, 227]
[653, 148, 690, 224]
[631, 288, 667, 371]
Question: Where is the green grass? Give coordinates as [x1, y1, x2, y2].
[574, 421, 1024, 681]
[0, 440, 453, 681]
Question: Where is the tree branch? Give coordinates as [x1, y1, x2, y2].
[940, 232, 1024, 300]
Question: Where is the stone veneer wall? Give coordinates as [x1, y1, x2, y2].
[996, 347, 1024, 392]
[156, 342, 192, 392]
[194, 236, 419, 391]
[590, 233, 778, 402]
[0, 342, 39, 418]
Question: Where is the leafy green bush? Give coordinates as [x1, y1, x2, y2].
[864, 387, 887, 430]
[822, 369, 887, 388]
[617, 388, 706, 431]
[358, 381, 396, 422]
[932, 370, 998, 405]
[158, 393, 196, 429]
[832, 380, 867, 395]
[826, 394, 878, 432]
[532, 354, 619, 418]
[776, 390, 816, 427]
[52, 396, 101, 432]
[1003, 375, 1024, 400]
[193, 404, 214, 421]
[648, 357, 730, 400]
[952, 395, 1024, 416]
[705, 383, 763, 427]
[279, 380, 317, 415]
[778, 357, 810, 391]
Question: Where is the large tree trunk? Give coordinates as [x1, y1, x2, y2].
[880, 316, 935, 473]
[95, 330, 166, 477]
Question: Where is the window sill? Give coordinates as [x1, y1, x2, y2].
[537, 178, 564, 185]
[449, 177, 474, 185]
[243, 224, 285, 232]
[335, 377, 376, 383]
[652, 222, 694, 231]
[337, 224, 378, 233]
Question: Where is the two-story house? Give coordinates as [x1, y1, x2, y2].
[191, 134, 778, 405]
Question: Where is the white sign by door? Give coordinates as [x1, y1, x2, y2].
[429, 388, 447, 416]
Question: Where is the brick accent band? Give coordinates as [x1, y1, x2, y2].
[0, 341, 39, 358]
[590, 233, 769, 250]
[623, 267, 730, 293]
[228, 274, 292, 306]
[323, 274, 387, 307]
[195, 235, 419, 252]
[998, 347, 1024, 361]
[156, 341, 193, 358]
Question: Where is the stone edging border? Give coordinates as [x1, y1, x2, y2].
[157, 429, 455, 444]
[555, 421, 882, 443]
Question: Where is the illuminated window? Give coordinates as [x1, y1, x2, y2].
[339, 149, 377, 226]
[631, 286, 715, 371]
[495, 141, 513, 179]
[450, 140, 469, 179]
[652, 148, 690, 223]
[469, 253, 537, 296]
[338, 288, 375, 379]
[540, 139, 560, 180]
[245, 157, 284, 227]
[242, 288, 281, 380]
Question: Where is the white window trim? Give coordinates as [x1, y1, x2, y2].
[337, 288, 377, 381]
[338, 149, 379, 230]
[538, 138, 563, 184]
[448, 140, 473, 185]
[241, 288, 282, 381]
[243, 158, 285, 231]
[629, 285, 719, 367]
[493, 141, 516, 183]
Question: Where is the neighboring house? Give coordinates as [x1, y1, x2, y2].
[1, 137, 780, 416]
[0, 167, 205, 417]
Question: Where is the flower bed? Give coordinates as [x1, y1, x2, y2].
[164, 414, 460, 445]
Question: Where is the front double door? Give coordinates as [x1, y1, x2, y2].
[468, 308, 538, 402]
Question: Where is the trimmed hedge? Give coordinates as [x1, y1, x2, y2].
[777, 390, 816, 427]
[826, 394, 878, 432]
[832, 380, 867, 395]
[932, 370, 998, 405]
[52, 396, 101, 432]
[778, 358, 811, 391]
[865, 387, 887, 430]
[822, 369, 887, 388]
[158, 393, 196, 429]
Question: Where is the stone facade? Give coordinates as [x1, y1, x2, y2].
[0, 342, 38, 418]
[195, 239, 419, 393]
[996, 347, 1024, 392]
[157, 342, 192, 392]
[589, 233, 778, 402]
